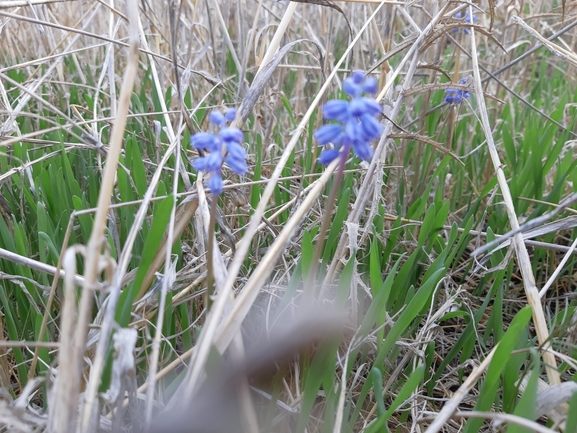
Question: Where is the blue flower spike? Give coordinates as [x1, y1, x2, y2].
[190, 108, 247, 195]
[444, 77, 471, 105]
[314, 71, 383, 165]
[453, 9, 476, 34]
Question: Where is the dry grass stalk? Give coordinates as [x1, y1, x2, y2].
[0, 0, 76, 8]
[49, 246, 82, 433]
[255, 2, 297, 75]
[0, 313, 12, 391]
[451, 411, 558, 433]
[513, 16, 577, 68]
[49, 0, 141, 431]
[468, 8, 561, 387]
[0, 245, 86, 286]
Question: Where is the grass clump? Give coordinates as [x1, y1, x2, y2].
[0, 1, 577, 432]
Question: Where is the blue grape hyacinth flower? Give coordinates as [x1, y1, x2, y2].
[444, 77, 471, 104]
[452, 9, 476, 34]
[314, 71, 383, 165]
[190, 108, 247, 195]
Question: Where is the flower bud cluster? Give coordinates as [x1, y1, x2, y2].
[190, 108, 247, 195]
[452, 10, 476, 34]
[444, 77, 471, 105]
[314, 71, 383, 165]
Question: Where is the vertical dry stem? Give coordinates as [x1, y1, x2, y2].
[468, 7, 560, 386]
[49, 1, 140, 431]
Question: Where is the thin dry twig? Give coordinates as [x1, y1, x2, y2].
[513, 15, 577, 68]
[0, 0, 76, 8]
[451, 411, 558, 433]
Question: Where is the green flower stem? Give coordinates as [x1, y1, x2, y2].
[206, 197, 218, 309]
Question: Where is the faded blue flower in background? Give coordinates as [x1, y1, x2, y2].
[444, 77, 471, 104]
[191, 108, 247, 195]
[452, 9, 476, 34]
[314, 71, 383, 165]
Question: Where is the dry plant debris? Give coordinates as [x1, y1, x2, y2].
[0, 0, 577, 432]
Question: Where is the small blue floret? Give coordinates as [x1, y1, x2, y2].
[351, 70, 365, 84]
[343, 77, 362, 98]
[209, 110, 225, 126]
[362, 76, 378, 94]
[317, 148, 340, 165]
[360, 114, 383, 140]
[225, 108, 237, 122]
[314, 124, 344, 145]
[322, 100, 350, 122]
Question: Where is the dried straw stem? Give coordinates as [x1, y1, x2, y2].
[468, 8, 560, 387]
[0, 0, 76, 8]
[49, 0, 140, 431]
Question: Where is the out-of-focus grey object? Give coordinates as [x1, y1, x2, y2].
[148, 306, 345, 433]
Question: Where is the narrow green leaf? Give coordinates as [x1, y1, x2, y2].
[376, 268, 445, 366]
[507, 363, 538, 433]
[301, 229, 315, 279]
[463, 307, 532, 433]
[371, 368, 386, 415]
[117, 195, 175, 325]
[365, 365, 425, 433]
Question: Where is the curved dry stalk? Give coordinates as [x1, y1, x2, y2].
[332, 341, 352, 433]
[256, 2, 297, 75]
[467, 7, 560, 387]
[513, 16, 577, 67]
[539, 235, 577, 298]
[0, 0, 75, 7]
[237, 0, 264, 98]
[48, 247, 82, 433]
